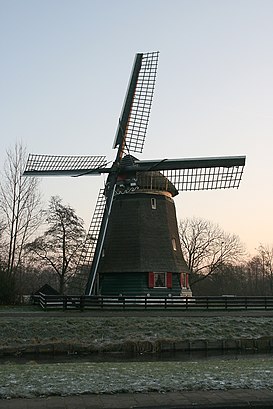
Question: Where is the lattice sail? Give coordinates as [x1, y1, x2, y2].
[114, 52, 159, 154]
[24, 154, 107, 176]
[162, 165, 245, 191]
[73, 189, 106, 291]
[129, 155, 246, 192]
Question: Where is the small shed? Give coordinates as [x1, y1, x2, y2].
[34, 284, 60, 296]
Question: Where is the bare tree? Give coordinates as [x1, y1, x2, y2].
[0, 143, 42, 278]
[0, 218, 6, 262]
[179, 217, 245, 286]
[192, 263, 249, 296]
[26, 196, 86, 294]
[256, 244, 273, 294]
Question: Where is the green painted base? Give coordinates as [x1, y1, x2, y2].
[99, 272, 183, 297]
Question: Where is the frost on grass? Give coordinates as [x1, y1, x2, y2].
[2, 317, 273, 350]
[1, 357, 273, 399]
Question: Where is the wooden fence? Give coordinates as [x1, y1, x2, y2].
[33, 293, 273, 311]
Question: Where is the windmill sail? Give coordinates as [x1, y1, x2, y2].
[85, 183, 116, 295]
[73, 189, 106, 292]
[23, 154, 108, 177]
[128, 155, 246, 191]
[162, 165, 245, 191]
[113, 52, 159, 155]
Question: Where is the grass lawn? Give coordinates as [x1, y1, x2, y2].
[1, 356, 273, 398]
[1, 315, 273, 351]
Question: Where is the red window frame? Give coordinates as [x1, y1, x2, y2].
[148, 272, 155, 288]
[148, 272, 172, 289]
[180, 272, 190, 289]
[166, 272, 172, 288]
[180, 272, 184, 288]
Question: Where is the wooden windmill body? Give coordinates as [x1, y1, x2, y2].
[98, 157, 191, 297]
[24, 52, 246, 297]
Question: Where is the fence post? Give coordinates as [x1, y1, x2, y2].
[63, 296, 67, 311]
[43, 294, 47, 311]
[80, 296, 84, 312]
[225, 297, 228, 310]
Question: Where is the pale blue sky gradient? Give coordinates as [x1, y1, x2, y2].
[1, 0, 273, 255]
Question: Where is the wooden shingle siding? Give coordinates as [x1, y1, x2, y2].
[97, 176, 191, 296]
[98, 193, 189, 273]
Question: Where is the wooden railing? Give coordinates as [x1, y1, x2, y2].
[33, 293, 273, 311]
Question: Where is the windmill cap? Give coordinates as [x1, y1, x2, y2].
[119, 155, 178, 197]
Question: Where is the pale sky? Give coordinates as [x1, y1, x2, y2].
[1, 0, 273, 255]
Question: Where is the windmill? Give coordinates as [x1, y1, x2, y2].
[24, 51, 246, 297]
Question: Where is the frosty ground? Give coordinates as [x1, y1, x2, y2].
[1, 314, 273, 398]
[1, 357, 273, 398]
[2, 315, 273, 351]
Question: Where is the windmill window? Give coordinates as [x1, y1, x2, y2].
[151, 198, 157, 209]
[154, 272, 166, 288]
[172, 238, 177, 251]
